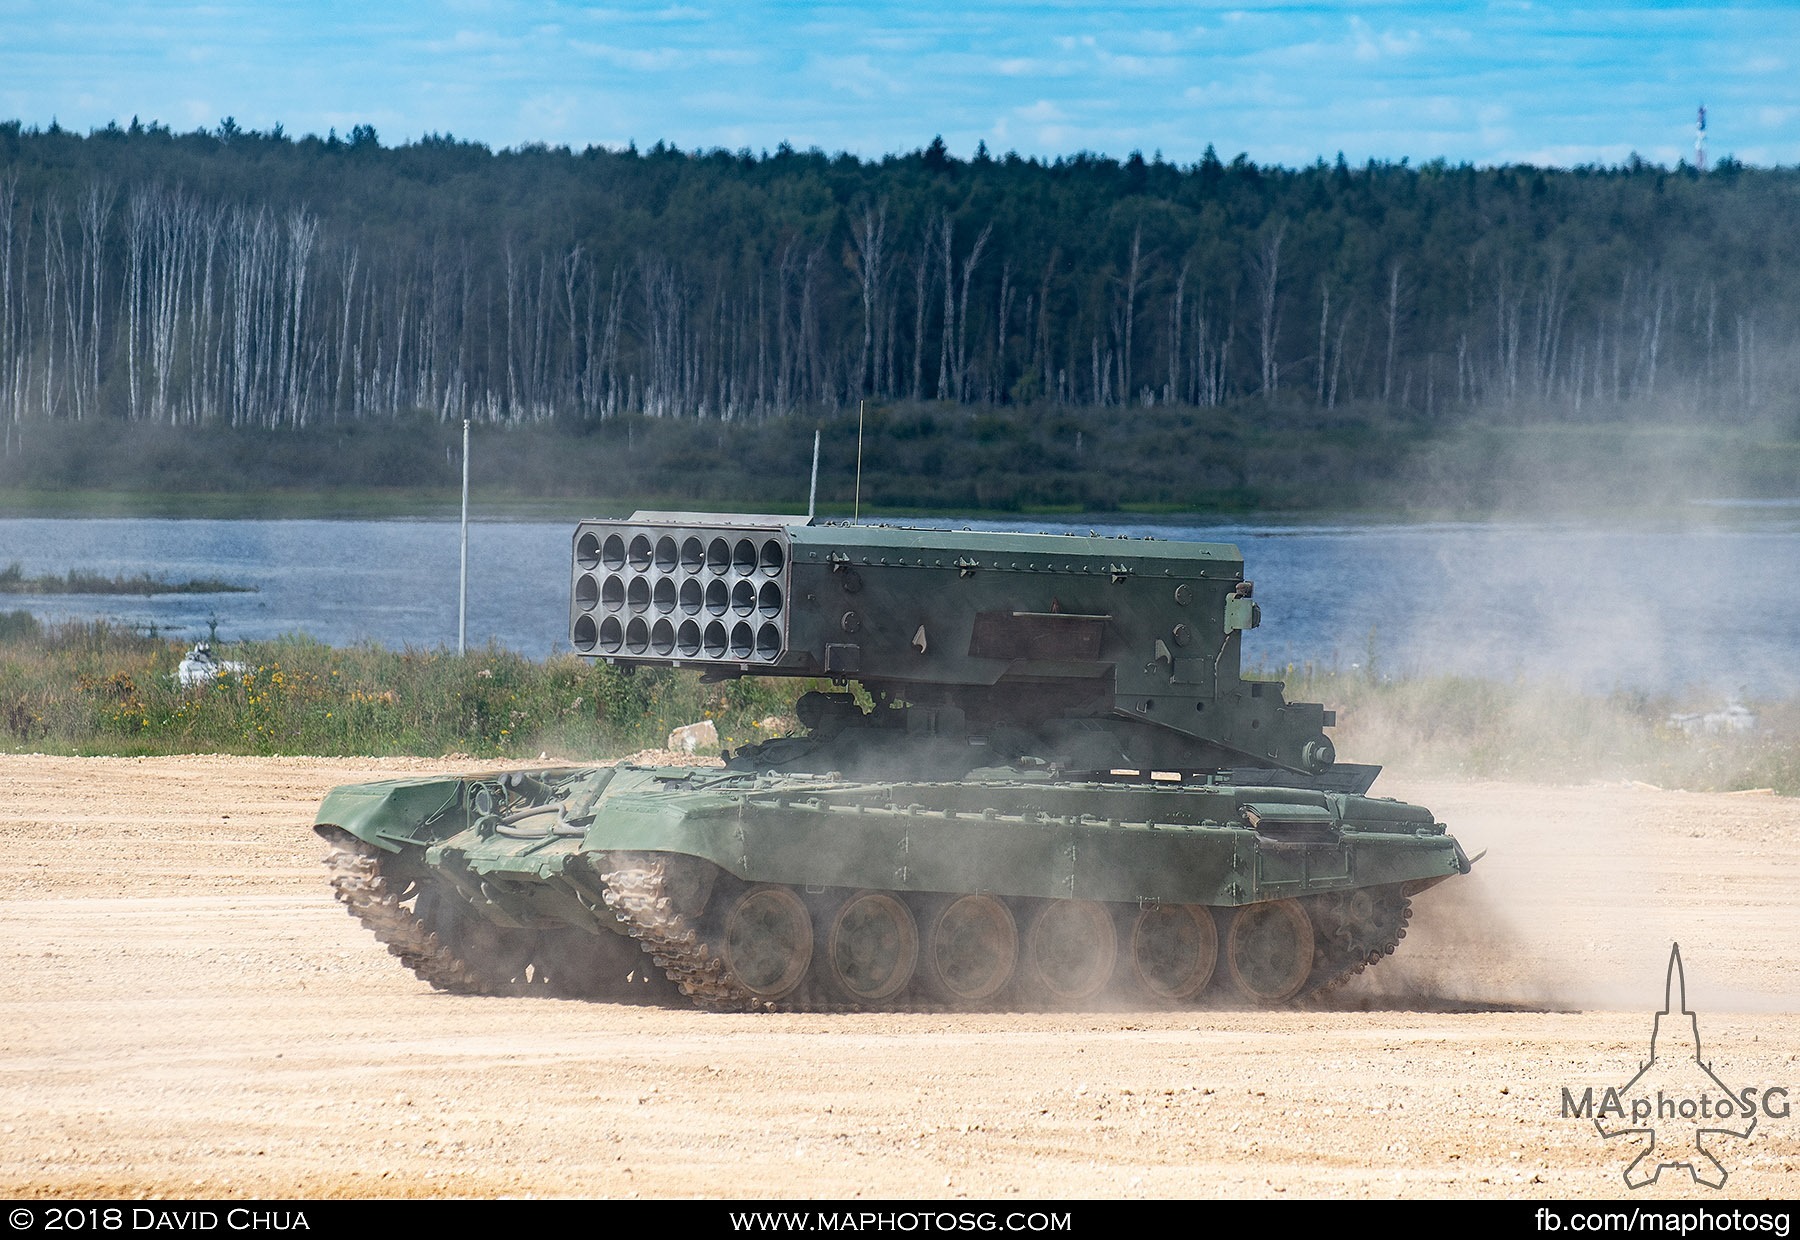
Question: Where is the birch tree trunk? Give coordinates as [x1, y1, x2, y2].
[1251, 224, 1284, 400]
[851, 201, 887, 399]
[953, 221, 991, 401]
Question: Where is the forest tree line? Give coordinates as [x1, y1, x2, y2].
[0, 117, 1796, 452]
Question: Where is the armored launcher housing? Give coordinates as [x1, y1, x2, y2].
[316, 513, 1471, 1009]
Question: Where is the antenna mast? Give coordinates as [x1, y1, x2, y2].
[807, 427, 820, 521]
[1695, 103, 1707, 172]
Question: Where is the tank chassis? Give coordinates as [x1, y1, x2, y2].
[316, 513, 1472, 1010]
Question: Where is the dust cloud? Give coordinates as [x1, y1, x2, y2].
[1392, 411, 1800, 702]
[1318, 869, 1587, 1013]
[1264, 427, 1800, 1014]
[1336, 775, 1800, 1015]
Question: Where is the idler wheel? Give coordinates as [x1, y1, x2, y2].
[721, 884, 814, 1001]
[825, 890, 920, 1003]
[1129, 903, 1219, 1002]
[1222, 899, 1315, 1004]
[919, 894, 1018, 1004]
[1024, 899, 1117, 1004]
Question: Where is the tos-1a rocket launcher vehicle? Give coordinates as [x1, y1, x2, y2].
[315, 513, 1471, 1010]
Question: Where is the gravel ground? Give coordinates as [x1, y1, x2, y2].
[0, 754, 1795, 1200]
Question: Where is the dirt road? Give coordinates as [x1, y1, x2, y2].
[0, 754, 1795, 1200]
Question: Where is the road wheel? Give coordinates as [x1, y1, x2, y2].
[720, 884, 814, 1000]
[1024, 899, 1117, 1004]
[1128, 903, 1218, 1002]
[919, 894, 1017, 1005]
[1222, 899, 1314, 1004]
[824, 890, 919, 1004]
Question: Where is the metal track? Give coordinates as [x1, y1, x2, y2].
[327, 829, 1410, 1010]
[595, 851, 767, 1011]
[589, 854, 1413, 1012]
[592, 853, 1015, 1013]
[321, 830, 501, 995]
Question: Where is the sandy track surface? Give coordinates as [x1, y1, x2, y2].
[0, 754, 1795, 1200]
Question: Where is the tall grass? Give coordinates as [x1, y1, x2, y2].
[0, 612, 795, 759]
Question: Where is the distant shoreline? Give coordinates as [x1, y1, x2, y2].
[1, 486, 1794, 526]
[0, 562, 255, 596]
[3, 411, 1797, 525]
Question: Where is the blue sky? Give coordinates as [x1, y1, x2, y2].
[4, 1, 1795, 167]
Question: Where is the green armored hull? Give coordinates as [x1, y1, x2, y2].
[317, 763, 1465, 1008]
[316, 513, 1473, 1009]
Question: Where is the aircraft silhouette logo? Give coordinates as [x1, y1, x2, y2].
[1590, 944, 1757, 1189]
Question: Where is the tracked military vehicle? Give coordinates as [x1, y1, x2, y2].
[316, 513, 1472, 1010]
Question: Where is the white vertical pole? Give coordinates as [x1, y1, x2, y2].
[458, 418, 469, 655]
[854, 400, 865, 523]
[808, 428, 820, 521]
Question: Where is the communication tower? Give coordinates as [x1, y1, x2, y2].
[1695, 103, 1707, 172]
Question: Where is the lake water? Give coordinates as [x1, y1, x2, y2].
[3, 509, 1798, 699]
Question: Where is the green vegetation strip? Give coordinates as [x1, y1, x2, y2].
[0, 563, 254, 596]
[0, 612, 794, 760]
[0, 610, 1793, 793]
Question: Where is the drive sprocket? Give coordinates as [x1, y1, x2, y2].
[1301, 886, 1412, 996]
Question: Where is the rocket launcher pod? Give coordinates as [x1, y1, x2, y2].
[571, 512, 1343, 782]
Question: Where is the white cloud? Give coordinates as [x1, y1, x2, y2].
[423, 29, 521, 53]
[1379, 28, 1423, 56]
[569, 42, 678, 70]
[813, 55, 904, 100]
[1119, 29, 1185, 55]
[1094, 50, 1178, 78]
[1181, 76, 1306, 109]
[862, 33, 937, 53]
[1348, 16, 1422, 62]
[1411, 96, 1467, 125]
